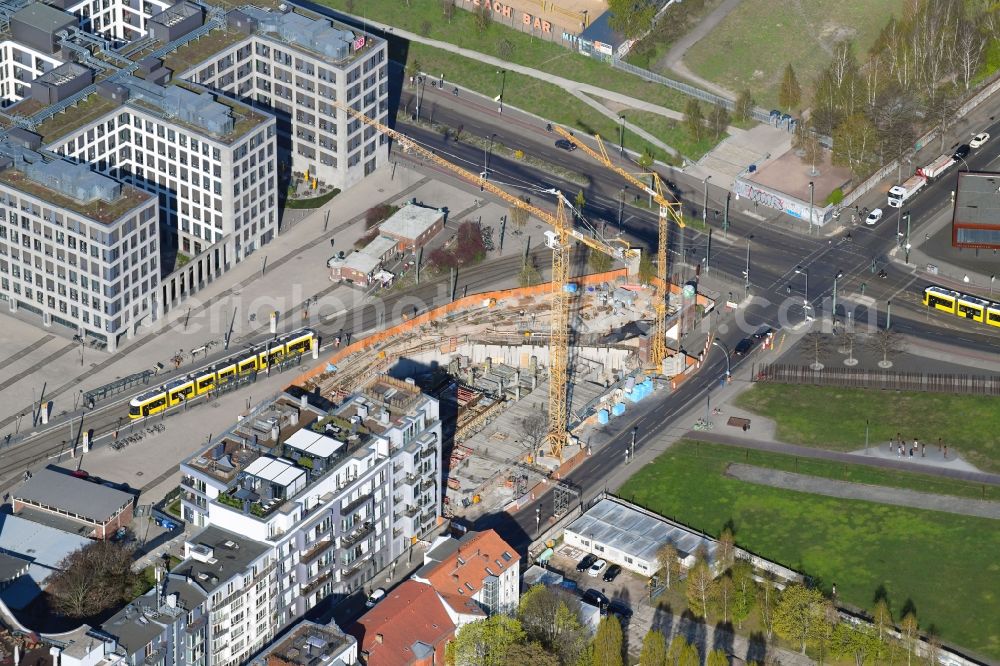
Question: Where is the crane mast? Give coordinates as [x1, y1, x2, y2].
[552, 127, 686, 369]
[333, 102, 637, 460]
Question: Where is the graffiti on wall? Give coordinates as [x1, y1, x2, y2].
[733, 179, 786, 211]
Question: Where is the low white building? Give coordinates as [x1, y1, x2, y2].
[564, 497, 717, 577]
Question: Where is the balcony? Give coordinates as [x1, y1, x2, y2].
[342, 491, 373, 515]
[300, 571, 331, 597]
[419, 478, 436, 492]
[419, 446, 437, 460]
[403, 505, 419, 518]
[341, 522, 374, 548]
[300, 538, 333, 564]
[342, 555, 371, 579]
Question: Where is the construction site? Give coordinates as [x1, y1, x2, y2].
[298, 268, 714, 522]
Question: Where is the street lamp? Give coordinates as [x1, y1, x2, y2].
[618, 115, 625, 156]
[711, 339, 732, 381]
[617, 187, 626, 234]
[991, 274, 996, 297]
[482, 133, 496, 184]
[702, 176, 711, 224]
[496, 69, 506, 114]
[832, 270, 843, 317]
[743, 235, 753, 299]
[795, 265, 809, 305]
[808, 181, 815, 235]
[956, 154, 970, 172]
[414, 75, 425, 121]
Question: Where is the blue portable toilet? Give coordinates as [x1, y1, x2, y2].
[598, 409, 610, 424]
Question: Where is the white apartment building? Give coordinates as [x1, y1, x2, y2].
[49, 77, 277, 306]
[0, 141, 158, 350]
[178, 379, 442, 651]
[174, 5, 389, 190]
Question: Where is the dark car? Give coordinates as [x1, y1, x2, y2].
[733, 336, 756, 356]
[607, 600, 633, 621]
[753, 325, 774, 341]
[576, 554, 598, 572]
[555, 139, 577, 152]
[602, 564, 622, 582]
[953, 144, 971, 160]
[582, 588, 609, 610]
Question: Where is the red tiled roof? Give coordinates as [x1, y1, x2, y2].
[351, 580, 455, 666]
[422, 530, 520, 610]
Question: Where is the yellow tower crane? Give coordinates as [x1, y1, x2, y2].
[552, 127, 686, 370]
[333, 102, 639, 460]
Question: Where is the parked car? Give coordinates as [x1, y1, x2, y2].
[582, 588, 609, 610]
[733, 337, 756, 356]
[366, 588, 386, 608]
[953, 144, 971, 160]
[602, 564, 622, 582]
[971, 132, 990, 149]
[555, 139, 577, 152]
[587, 559, 608, 578]
[608, 600, 633, 621]
[865, 208, 883, 225]
[753, 325, 774, 341]
[576, 554, 598, 572]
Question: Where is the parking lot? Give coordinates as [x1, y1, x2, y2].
[547, 544, 659, 656]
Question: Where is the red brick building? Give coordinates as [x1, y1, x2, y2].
[378, 204, 446, 253]
[352, 580, 455, 665]
[12, 467, 133, 539]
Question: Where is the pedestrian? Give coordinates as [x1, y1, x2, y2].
[897, 442, 903, 457]
[914, 437, 919, 453]
[921, 442, 925, 457]
[943, 444, 948, 458]
[937, 437, 942, 452]
[888, 439, 893, 453]
[909, 447, 914, 458]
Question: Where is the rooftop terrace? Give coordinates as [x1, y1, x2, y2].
[0, 167, 153, 224]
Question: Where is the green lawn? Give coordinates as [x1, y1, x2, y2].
[735, 384, 1000, 473]
[619, 441, 1000, 659]
[403, 41, 675, 163]
[615, 108, 723, 161]
[684, 0, 907, 110]
[316, 0, 693, 111]
[285, 188, 341, 209]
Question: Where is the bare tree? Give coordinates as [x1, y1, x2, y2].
[929, 84, 963, 153]
[656, 541, 679, 589]
[955, 21, 987, 90]
[792, 121, 823, 175]
[718, 526, 736, 567]
[441, 0, 455, 22]
[509, 199, 529, 230]
[521, 412, 548, 454]
[48, 541, 139, 618]
[868, 328, 905, 368]
[801, 331, 832, 370]
[838, 327, 858, 366]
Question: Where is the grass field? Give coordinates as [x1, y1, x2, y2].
[735, 384, 1000, 473]
[619, 441, 1000, 659]
[311, 0, 715, 161]
[683, 0, 907, 109]
[402, 41, 675, 164]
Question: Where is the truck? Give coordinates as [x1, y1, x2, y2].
[917, 154, 956, 180]
[887, 174, 927, 208]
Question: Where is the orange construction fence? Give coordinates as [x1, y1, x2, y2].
[293, 269, 628, 386]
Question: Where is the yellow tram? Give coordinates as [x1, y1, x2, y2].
[923, 286, 1000, 328]
[128, 328, 316, 419]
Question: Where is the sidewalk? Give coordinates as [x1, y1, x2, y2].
[0, 163, 487, 432]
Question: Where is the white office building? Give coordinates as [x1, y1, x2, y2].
[174, 5, 389, 191]
[178, 378, 441, 645]
[0, 140, 158, 350]
[49, 77, 277, 308]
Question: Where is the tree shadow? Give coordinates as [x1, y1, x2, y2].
[678, 609, 707, 658]
[652, 602, 674, 640]
[873, 584, 890, 606]
[713, 620, 735, 656]
[746, 631, 767, 664]
[900, 597, 918, 620]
